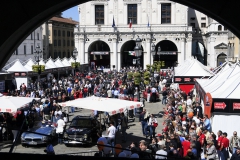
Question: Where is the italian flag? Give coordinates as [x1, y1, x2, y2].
[129, 51, 135, 56]
[129, 19, 132, 28]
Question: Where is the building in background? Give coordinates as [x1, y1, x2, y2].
[43, 13, 78, 59]
[7, 26, 43, 65]
[74, 0, 229, 70]
[228, 31, 240, 63]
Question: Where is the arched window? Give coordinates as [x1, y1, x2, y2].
[218, 25, 222, 31]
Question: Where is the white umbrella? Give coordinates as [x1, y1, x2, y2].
[59, 96, 143, 115]
[0, 96, 39, 113]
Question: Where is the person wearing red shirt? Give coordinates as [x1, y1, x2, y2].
[198, 129, 206, 147]
[79, 89, 83, 98]
[221, 132, 229, 160]
[182, 135, 191, 157]
[217, 130, 225, 160]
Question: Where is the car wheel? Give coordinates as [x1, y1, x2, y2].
[22, 144, 28, 148]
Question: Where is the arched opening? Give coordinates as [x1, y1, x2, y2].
[217, 53, 226, 66]
[218, 25, 222, 31]
[154, 40, 178, 69]
[120, 40, 144, 69]
[88, 40, 110, 69]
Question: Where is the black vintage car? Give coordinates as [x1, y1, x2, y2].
[63, 116, 106, 146]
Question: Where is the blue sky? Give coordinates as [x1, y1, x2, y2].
[62, 6, 79, 21]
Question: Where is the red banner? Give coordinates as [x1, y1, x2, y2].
[233, 103, 240, 110]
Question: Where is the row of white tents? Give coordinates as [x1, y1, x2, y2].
[3, 57, 81, 73]
[196, 61, 240, 99]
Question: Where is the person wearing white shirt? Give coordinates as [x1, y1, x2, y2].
[113, 89, 119, 98]
[54, 108, 62, 123]
[151, 87, 157, 103]
[56, 116, 65, 144]
[147, 114, 158, 139]
[186, 96, 192, 107]
[107, 121, 117, 154]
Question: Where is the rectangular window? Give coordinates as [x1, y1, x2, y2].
[24, 45, 26, 54]
[37, 33, 39, 40]
[71, 32, 74, 37]
[63, 40, 66, 46]
[67, 31, 70, 37]
[31, 45, 33, 54]
[161, 3, 171, 24]
[54, 52, 57, 59]
[16, 49, 18, 55]
[201, 17, 206, 20]
[201, 23, 206, 28]
[58, 40, 61, 46]
[67, 40, 70, 46]
[190, 17, 195, 21]
[58, 30, 61, 36]
[54, 30, 57, 36]
[190, 23, 195, 28]
[128, 4, 137, 24]
[31, 33, 33, 40]
[54, 40, 57, 46]
[95, 5, 104, 25]
[62, 31, 65, 37]
[71, 40, 74, 46]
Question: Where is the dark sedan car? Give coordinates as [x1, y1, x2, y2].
[21, 121, 56, 146]
[63, 115, 106, 146]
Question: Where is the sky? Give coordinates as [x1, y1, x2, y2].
[62, 6, 79, 21]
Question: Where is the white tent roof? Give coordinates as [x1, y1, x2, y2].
[175, 59, 213, 76]
[196, 62, 240, 99]
[7, 60, 28, 72]
[68, 57, 75, 64]
[45, 58, 57, 69]
[59, 96, 143, 115]
[54, 58, 65, 67]
[61, 57, 70, 66]
[24, 59, 35, 71]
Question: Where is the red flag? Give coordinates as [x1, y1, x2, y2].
[129, 19, 132, 28]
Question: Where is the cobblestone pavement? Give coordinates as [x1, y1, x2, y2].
[0, 98, 165, 155]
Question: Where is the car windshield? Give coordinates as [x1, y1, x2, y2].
[70, 119, 92, 128]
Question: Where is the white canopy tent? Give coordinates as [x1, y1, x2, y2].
[175, 59, 213, 77]
[45, 58, 57, 69]
[23, 58, 35, 71]
[54, 58, 65, 68]
[0, 96, 40, 113]
[68, 57, 76, 64]
[61, 57, 70, 66]
[7, 60, 28, 72]
[59, 96, 143, 115]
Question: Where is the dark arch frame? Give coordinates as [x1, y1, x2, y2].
[0, 0, 240, 69]
[217, 53, 227, 66]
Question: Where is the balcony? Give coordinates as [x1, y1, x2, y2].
[74, 25, 192, 34]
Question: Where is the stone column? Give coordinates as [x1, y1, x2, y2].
[172, 2, 176, 24]
[79, 38, 85, 64]
[145, 38, 151, 68]
[180, 38, 186, 64]
[208, 36, 216, 67]
[186, 33, 192, 59]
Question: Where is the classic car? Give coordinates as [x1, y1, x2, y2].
[63, 115, 106, 146]
[21, 121, 56, 146]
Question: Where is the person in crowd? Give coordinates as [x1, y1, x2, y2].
[107, 121, 117, 154]
[138, 140, 151, 159]
[230, 147, 240, 160]
[206, 140, 216, 160]
[139, 109, 149, 137]
[147, 114, 158, 139]
[120, 112, 128, 143]
[230, 131, 240, 154]
[56, 115, 65, 144]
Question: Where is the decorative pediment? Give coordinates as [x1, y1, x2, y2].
[214, 43, 228, 49]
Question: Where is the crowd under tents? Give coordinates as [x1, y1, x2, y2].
[195, 61, 240, 140]
[174, 58, 213, 94]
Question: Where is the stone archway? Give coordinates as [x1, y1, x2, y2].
[120, 40, 144, 69]
[88, 40, 110, 69]
[154, 40, 178, 68]
[217, 53, 227, 66]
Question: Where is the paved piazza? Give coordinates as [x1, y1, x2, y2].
[0, 99, 164, 155]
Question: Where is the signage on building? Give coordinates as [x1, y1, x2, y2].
[158, 52, 177, 55]
[233, 103, 240, 110]
[14, 72, 27, 77]
[184, 78, 191, 82]
[214, 102, 226, 109]
[175, 78, 182, 82]
[91, 52, 109, 55]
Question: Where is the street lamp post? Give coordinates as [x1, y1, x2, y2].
[34, 45, 42, 83]
[134, 36, 142, 70]
[73, 47, 78, 76]
[157, 46, 161, 62]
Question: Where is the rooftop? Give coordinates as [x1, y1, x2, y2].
[49, 16, 78, 25]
